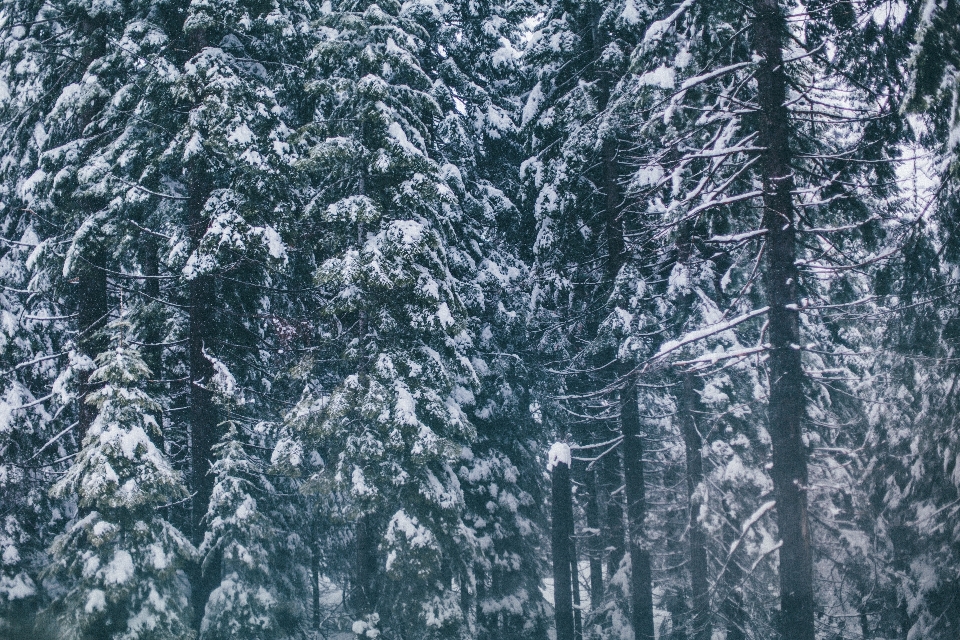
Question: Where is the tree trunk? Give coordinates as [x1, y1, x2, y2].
[570, 532, 583, 640]
[621, 381, 655, 640]
[722, 500, 746, 640]
[189, 269, 217, 537]
[585, 467, 605, 610]
[140, 237, 162, 380]
[552, 457, 576, 640]
[601, 446, 626, 580]
[353, 513, 379, 615]
[603, 138, 626, 281]
[312, 541, 322, 630]
[752, 3, 814, 638]
[187, 185, 221, 625]
[140, 236, 165, 451]
[76, 252, 108, 443]
[679, 373, 711, 640]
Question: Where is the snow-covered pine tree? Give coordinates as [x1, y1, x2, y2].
[865, 1, 960, 636]
[280, 1, 514, 636]
[520, 2, 656, 636]
[3, 0, 317, 626]
[42, 324, 195, 640]
[432, 2, 552, 636]
[0, 219, 63, 636]
[0, 0, 121, 629]
[199, 422, 309, 640]
[601, 0, 910, 637]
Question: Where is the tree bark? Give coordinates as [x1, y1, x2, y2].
[353, 513, 380, 615]
[585, 467, 605, 610]
[570, 532, 583, 640]
[603, 138, 626, 281]
[621, 381, 655, 640]
[551, 457, 576, 640]
[186, 184, 221, 625]
[140, 236, 165, 451]
[76, 252, 108, 443]
[752, 2, 815, 639]
[312, 541, 322, 630]
[679, 373, 711, 640]
[140, 237, 162, 379]
[601, 445, 626, 581]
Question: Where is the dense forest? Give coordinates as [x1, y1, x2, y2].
[1, 0, 959, 638]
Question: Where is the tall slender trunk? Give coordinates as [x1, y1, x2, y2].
[721, 500, 746, 640]
[603, 139, 625, 280]
[353, 513, 379, 616]
[312, 532, 322, 631]
[570, 533, 583, 640]
[187, 184, 221, 625]
[680, 373, 711, 640]
[141, 237, 162, 378]
[601, 446, 626, 580]
[585, 467, 605, 609]
[551, 457, 576, 640]
[140, 237, 165, 451]
[621, 381, 655, 640]
[76, 252, 108, 442]
[753, 2, 814, 638]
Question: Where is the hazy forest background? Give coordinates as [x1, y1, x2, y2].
[2, 0, 960, 639]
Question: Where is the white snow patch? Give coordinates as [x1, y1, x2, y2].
[351, 467, 375, 497]
[0, 573, 36, 600]
[547, 442, 571, 471]
[522, 82, 543, 127]
[390, 219, 424, 245]
[85, 589, 107, 613]
[634, 164, 664, 188]
[872, 0, 907, 25]
[388, 122, 422, 156]
[227, 123, 255, 145]
[436, 302, 454, 329]
[104, 550, 134, 585]
[638, 66, 675, 89]
[183, 132, 204, 160]
[395, 384, 418, 426]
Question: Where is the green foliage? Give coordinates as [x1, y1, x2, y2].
[43, 330, 195, 640]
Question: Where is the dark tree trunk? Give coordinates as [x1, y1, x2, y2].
[722, 501, 746, 640]
[189, 269, 217, 536]
[601, 446, 626, 580]
[312, 541, 322, 630]
[76, 252, 108, 443]
[753, 4, 814, 638]
[680, 373, 711, 640]
[187, 185, 221, 625]
[603, 138, 626, 281]
[585, 467, 605, 609]
[353, 513, 380, 615]
[551, 457, 576, 640]
[140, 237, 162, 379]
[140, 236, 165, 451]
[570, 532, 583, 640]
[621, 381, 655, 640]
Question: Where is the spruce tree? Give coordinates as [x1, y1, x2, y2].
[281, 1, 515, 636]
[43, 325, 195, 640]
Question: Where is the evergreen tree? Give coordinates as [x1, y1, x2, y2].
[280, 1, 517, 636]
[868, 1, 960, 636]
[43, 326, 195, 640]
[606, 0, 908, 637]
[199, 422, 308, 640]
